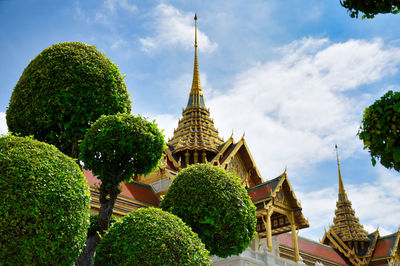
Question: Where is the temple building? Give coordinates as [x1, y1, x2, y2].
[269, 146, 400, 266]
[84, 15, 399, 265]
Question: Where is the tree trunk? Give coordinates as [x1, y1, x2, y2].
[76, 183, 120, 266]
[71, 140, 79, 159]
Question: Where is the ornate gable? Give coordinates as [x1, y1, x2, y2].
[248, 171, 309, 261]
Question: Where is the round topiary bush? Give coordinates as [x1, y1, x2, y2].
[160, 163, 257, 258]
[79, 113, 165, 186]
[0, 135, 90, 265]
[358, 90, 400, 171]
[94, 207, 212, 265]
[6, 42, 131, 158]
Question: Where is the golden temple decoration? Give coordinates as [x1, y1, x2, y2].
[167, 14, 224, 165]
[322, 145, 371, 265]
[332, 145, 369, 246]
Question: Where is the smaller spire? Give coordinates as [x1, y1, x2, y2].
[335, 144, 346, 198]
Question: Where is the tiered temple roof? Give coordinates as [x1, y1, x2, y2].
[331, 146, 369, 244]
[167, 14, 224, 166]
[321, 146, 380, 265]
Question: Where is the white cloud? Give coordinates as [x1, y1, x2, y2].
[75, 0, 137, 25]
[140, 113, 178, 142]
[0, 112, 8, 135]
[299, 165, 400, 240]
[207, 37, 400, 178]
[140, 4, 217, 53]
[111, 39, 128, 50]
[103, 0, 137, 14]
[167, 71, 214, 103]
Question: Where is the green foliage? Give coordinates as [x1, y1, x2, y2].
[340, 0, 400, 18]
[0, 135, 90, 265]
[358, 90, 400, 171]
[160, 164, 257, 258]
[94, 207, 212, 265]
[87, 213, 119, 238]
[79, 114, 165, 186]
[6, 42, 131, 158]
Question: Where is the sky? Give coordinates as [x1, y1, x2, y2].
[1, 0, 400, 241]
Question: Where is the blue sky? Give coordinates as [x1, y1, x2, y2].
[1, 0, 400, 241]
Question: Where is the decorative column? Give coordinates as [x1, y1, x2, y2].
[202, 150, 206, 163]
[262, 207, 273, 253]
[185, 150, 190, 165]
[194, 151, 199, 164]
[290, 211, 300, 261]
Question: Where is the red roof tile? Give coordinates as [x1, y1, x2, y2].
[372, 235, 396, 258]
[248, 184, 272, 201]
[83, 170, 159, 206]
[278, 233, 348, 265]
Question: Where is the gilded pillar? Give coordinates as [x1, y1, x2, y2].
[290, 212, 300, 261]
[185, 150, 190, 165]
[262, 207, 273, 253]
[202, 150, 206, 163]
[194, 151, 199, 164]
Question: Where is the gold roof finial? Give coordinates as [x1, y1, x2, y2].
[194, 13, 198, 48]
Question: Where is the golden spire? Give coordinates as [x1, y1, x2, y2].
[168, 13, 223, 162]
[330, 144, 369, 250]
[187, 13, 204, 108]
[335, 144, 347, 200]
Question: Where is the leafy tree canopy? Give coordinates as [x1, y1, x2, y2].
[94, 207, 212, 265]
[340, 0, 400, 18]
[0, 135, 90, 265]
[6, 42, 131, 158]
[358, 90, 400, 171]
[79, 113, 165, 186]
[160, 164, 257, 258]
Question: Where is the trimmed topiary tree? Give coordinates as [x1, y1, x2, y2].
[0, 135, 90, 265]
[6, 42, 131, 158]
[358, 90, 400, 171]
[94, 207, 212, 265]
[77, 113, 165, 265]
[160, 163, 257, 258]
[340, 0, 400, 18]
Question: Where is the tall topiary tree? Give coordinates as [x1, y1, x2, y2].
[0, 135, 90, 265]
[77, 113, 165, 265]
[340, 0, 400, 18]
[160, 163, 257, 258]
[6, 42, 131, 158]
[358, 90, 400, 171]
[94, 208, 212, 265]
